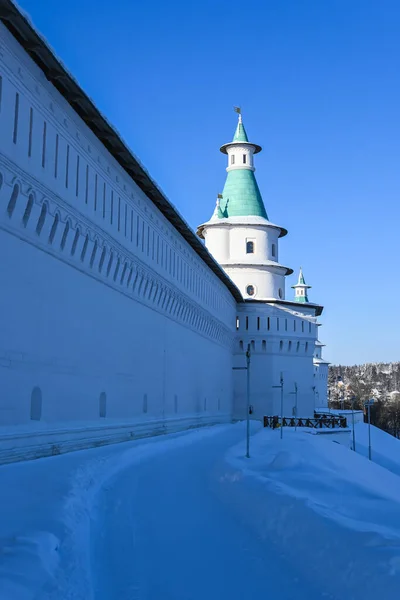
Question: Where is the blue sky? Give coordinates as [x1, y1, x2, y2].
[18, 0, 400, 365]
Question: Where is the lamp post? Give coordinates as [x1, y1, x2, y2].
[232, 343, 251, 458]
[351, 395, 356, 452]
[289, 382, 298, 432]
[245, 343, 251, 458]
[272, 372, 284, 439]
[364, 399, 374, 460]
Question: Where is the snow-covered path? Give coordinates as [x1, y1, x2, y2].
[90, 426, 322, 600]
[3, 422, 399, 599]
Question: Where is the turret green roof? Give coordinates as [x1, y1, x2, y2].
[218, 169, 268, 219]
[233, 121, 249, 143]
[298, 270, 306, 285]
[217, 116, 268, 219]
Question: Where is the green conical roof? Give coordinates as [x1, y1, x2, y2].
[218, 169, 268, 219]
[233, 121, 249, 143]
[216, 115, 268, 219]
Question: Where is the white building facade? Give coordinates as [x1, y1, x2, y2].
[0, 3, 329, 461]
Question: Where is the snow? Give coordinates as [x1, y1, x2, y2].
[1, 422, 400, 599]
[353, 421, 400, 475]
[0, 425, 231, 599]
[227, 427, 400, 598]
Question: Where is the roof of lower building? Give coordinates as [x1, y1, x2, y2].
[0, 0, 243, 303]
[245, 298, 324, 316]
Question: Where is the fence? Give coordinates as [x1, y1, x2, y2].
[263, 415, 347, 429]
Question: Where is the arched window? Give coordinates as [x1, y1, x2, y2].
[279, 340, 283, 351]
[120, 262, 128, 284]
[60, 221, 70, 250]
[48, 214, 59, 244]
[246, 240, 254, 254]
[30, 386, 42, 421]
[36, 203, 47, 236]
[7, 184, 19, 217]
[113, 258, 121, 281]
[296, 341, 300, 352]
[267, 317, 270, 330]
[80, 234, 89, 262]
[106, 252, 114, 277]
[262, 340, 266, 352]
[99, 392, 107, 417]
[22, 194, 34, 227]
[71, 228, 80, 256]
[99, 247, 107, 273]
[278, 288, 283, 299]
[302, 321, 304, 332]
[272, 243, 276, 257]
[288, 341, 292, 352]
[305, 342, 309, 353]
[90, 240, 98, 268]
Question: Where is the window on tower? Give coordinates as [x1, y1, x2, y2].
[243, 154, 247, 164]
[246, 285, 255, 296]
[246, 240, 254, 253]
[231, 155, 235, 165]
[272, 244, 276, 257]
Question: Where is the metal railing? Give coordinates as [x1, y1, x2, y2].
[263, 415, 347, 429]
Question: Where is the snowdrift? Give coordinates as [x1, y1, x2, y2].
[216, 428, 400, 600]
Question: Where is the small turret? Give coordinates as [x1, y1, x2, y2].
[292, 267, 311, 303]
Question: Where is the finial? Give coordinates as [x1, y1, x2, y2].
[234, 105, 242, 123]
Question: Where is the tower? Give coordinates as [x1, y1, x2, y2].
[197, 112, 293, 300]
[197, 111, 327, 420]
[292, 268, 311, 303]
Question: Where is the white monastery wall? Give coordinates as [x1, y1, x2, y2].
[233, 305, 317, 419]
[0, 22, 237, 460]
[314, 363, 329, 407]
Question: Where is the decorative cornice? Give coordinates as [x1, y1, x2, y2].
[0, 158, 234, 348]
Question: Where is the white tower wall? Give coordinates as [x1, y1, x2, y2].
[224, 267, 286, 300]
[233, 305, 318, 419]
[226, 144, 256, 170]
